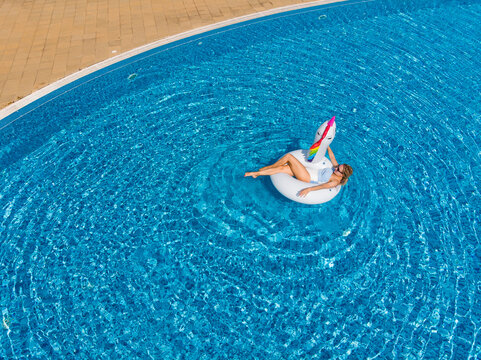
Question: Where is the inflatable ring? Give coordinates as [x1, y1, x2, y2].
[270, 119, 341, 205]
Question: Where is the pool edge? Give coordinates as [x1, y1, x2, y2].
[0, 0, 366, 130]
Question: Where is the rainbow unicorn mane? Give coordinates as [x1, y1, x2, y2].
[307, 116, 335, 162]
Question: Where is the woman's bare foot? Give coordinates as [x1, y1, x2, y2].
[244, 172, 258, 178]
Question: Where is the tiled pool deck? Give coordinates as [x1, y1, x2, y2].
[0, 0, 342, 114]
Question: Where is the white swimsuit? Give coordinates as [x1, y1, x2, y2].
[309, 167, 334, 184]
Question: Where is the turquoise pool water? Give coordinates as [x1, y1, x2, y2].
[1, 0, 481, 358]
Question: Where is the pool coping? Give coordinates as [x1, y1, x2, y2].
[0, 0, 369, 130]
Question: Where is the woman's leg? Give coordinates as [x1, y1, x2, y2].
[245, 165, 292, 178]
[258, 153, 293, 171]
[245, 154, 310, 182]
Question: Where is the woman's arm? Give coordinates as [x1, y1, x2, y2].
[298, 180, 339, 197]
[327, 146, 338, 167]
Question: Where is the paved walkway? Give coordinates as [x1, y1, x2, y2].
[0, 0, 341, 111]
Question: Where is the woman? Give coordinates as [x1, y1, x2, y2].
[244, 146, 353, 197]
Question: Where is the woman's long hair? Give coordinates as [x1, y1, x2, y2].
[340, 164, 353, 185]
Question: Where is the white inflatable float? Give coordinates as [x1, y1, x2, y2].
[270, 118, 341, 205]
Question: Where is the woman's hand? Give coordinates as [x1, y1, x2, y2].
[298, 188, 312, 197]
[298, 181, 339, 197]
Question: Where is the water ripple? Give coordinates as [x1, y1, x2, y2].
[1, 0, 481, 358]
